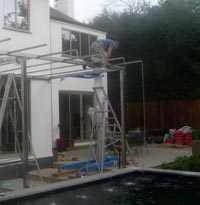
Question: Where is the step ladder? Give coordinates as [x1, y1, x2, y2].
[0, 74, 13, 131]
[87, 86, 135, 172]
[0, 74, 43, 183]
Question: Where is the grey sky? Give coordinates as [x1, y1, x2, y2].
[50, 0, 158, 23]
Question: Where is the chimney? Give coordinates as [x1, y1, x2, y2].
[55, 0, 74, 18]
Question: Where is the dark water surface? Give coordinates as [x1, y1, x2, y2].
[3, 172, 200, 205]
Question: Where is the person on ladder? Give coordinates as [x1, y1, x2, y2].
[83, 39, 119, 70]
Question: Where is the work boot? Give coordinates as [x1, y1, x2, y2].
[83, 56, 92, 62]
[104, 63, 111, 69]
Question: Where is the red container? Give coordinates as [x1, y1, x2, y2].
[174, 131, 184, 145]
[185, 133, 192, 138]
[175, 139, 184, 145]
[57, 138, 68, 149]
[184, 133, 193, 146]
[165, 139, 174, 144]
[174, 131, 184, 138]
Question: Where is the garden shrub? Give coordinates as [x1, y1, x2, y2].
[160, 155, 200, 172]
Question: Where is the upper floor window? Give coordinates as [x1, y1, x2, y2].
[4, 0, 30, 31]
[62, 29, 97, 57]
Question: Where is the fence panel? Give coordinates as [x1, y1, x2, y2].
[127, 100, 200, 131]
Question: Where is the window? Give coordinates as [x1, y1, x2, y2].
[59, 91, 93, 140]
[62, 30, 70, 52]
[4, 0, 30, 31]
[62, 29, 97, 57]
[81, 33, 89, 57]
[71, 31, 80, 55]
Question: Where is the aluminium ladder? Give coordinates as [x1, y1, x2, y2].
[0, 74, 43, 183]
[87, 85, 135, 172]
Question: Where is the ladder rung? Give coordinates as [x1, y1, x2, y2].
[107, 124, 118, 127]
[95, 110, 110, 113]
[93, 86, 104, 89]
[106, 117, 115, 120]
[106, 131, 121, 134]
[28, 162, 37, 166]
[0, 97, 16, 100]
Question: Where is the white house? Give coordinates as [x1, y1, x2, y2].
[0, 0, 107, 179]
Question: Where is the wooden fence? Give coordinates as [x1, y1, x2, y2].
[127, 99, 200, 131]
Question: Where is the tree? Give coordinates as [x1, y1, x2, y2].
[103, 0, 151, 14]
[90, 0, 200, 102]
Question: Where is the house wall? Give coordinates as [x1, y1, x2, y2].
[0, 0, 107, 161]
[0, 0, 52, 159]
[50, 20, 107, 146]
[0, 0, 50, 54]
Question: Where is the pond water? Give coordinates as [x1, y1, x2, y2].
[2, 172, 200, 205]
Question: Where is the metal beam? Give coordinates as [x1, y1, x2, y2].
[0, 47, 106, 66]
[0, 62, 55, 73]
[46, 67, 121, 80]
[115, 60, 143, 66]
[0, 50, 85, 65]
[0, 38, 11, 43]
[27, 63, 78, 75]
[21, 59, 29, 189]
[0, 62, 12, 66]
[6, 44, 47, 55]
[141, 61, 146, 144]
[38, 49, 79, 58]
[0, 56, 13, 66]
[120, 68, 126, 168]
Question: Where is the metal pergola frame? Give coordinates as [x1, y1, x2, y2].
[0, 39, 144, 188]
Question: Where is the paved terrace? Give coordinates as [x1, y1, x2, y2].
[0, 144, 192, 193]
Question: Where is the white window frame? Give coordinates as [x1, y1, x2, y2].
[62, 28, 97, 57]
[3, 0, 30, 32]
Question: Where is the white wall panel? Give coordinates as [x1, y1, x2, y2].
[30, 80, 52, 158]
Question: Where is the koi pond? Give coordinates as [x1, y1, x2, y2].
[2, 171, 200, 205]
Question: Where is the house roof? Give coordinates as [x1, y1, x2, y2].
[50, 7, 106, 33]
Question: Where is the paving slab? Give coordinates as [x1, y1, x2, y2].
[0, 144, 192, 193]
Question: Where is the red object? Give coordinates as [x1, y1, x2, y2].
[184, 133, 193, 146]
[174, 131, 184, 145]
[165, 139, 174, 144]
[175, 139, 184, 145]
[174, 132, 193, 146]
[174, 136, 184, 145]
[173, 131, 184, 137]
[57, 138, 68, 148]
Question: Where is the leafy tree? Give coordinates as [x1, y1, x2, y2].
[103, 0, 151, 14]
[90, 0, 200, 102]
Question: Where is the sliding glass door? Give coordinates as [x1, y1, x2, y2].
[59, 91, 93, 141]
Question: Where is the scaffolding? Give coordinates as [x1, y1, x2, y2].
[0, 38, 144, 188]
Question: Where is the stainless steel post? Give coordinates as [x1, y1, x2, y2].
[21, 58, 29, 188]
[120, 68, 126, 168]
[94, 76, 105, 167]
[141, 61, 146, 144]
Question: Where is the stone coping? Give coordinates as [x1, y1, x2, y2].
[1, 166, 200, 202]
